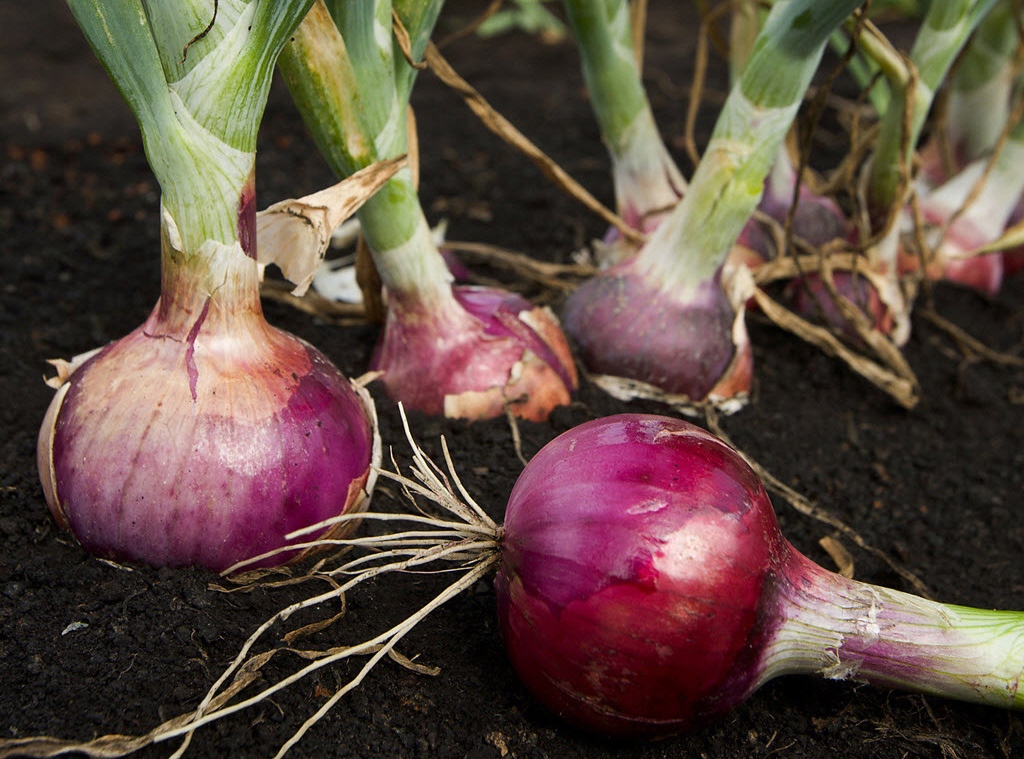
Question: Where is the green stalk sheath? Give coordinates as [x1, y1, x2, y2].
[947, 0, 1021, 162]
[280, 0, 451, 294]
[765, 552, 1024, 710]
[635, 0, 864, 291]
[392, 0, 446, 102]
[67, 0, 314, 258]
[323, 0, 400, 153]
[867, 0, 1000, 226]
[561, 0, 647, 152]
[562, 0, 685, 234]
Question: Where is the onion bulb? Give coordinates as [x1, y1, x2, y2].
[370, 285, 577, 421]
[37, 206, 380, 572]
[496, 414, 1024, 736]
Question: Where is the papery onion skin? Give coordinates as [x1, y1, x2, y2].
[38, 308, 376, 572]
[495, 414, 782, 736]
[562, 262, 750, 401]
[369, 286, 577, 422]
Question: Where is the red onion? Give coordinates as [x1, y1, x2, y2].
[370, 285, 577, 421]
[37, 203, 379, 572]
[562, 263, 751, 402]
[786, 270, 894, 341]
[496, 414, 1024, 736]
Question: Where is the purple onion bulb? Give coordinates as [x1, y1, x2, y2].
[562, 261, 751, 401]
[38, 284, 378, 572]
[496, 414, 1024, 737]
[370, 286, 577, 421]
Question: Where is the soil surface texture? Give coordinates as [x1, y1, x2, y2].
[3, 3, 1024, 759]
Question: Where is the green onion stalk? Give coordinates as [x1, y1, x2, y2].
[37, 0, 384, 572]
[560, 0, 687, 266]
[730, 0, 853, 264]
[915, 0, 1024, 283]
[562, 0, 865, 404]
[917, 0, 1022, 191]
[858, 0, 1000, 340]
[279, 0, 577, 422]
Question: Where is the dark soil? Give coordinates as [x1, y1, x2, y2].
[3, 3, 1024, 758]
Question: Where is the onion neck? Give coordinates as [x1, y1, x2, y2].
[151, 179, 264, 339]
[358, 169, 455, 305]
[758, 547, 1024, 709]
[562, 0, 685, 228]
[609, 108, 686, 230]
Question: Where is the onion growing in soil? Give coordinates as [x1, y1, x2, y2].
[38, 0, 389, 571]
[278, 0, 577, 421]
[562, 0, 864, 406]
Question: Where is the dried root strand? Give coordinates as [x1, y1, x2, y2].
[0, 407, 498, 759]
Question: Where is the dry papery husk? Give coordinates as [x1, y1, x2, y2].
[256, 156, 406, 296]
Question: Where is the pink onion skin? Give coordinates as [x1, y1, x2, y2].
[369, 286, 577, 422]
[495, 414, 783, 736]
[562, 262, 751, 401]
[38, 306, 376, 572]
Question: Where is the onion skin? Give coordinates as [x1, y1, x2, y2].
[745, 184, 851, 262]
[38, 298, 376, 573]
[897, 211, 1005, 297]
[370, 286, 577, 422]
[495, 414, 780, 735]
[496, 415, 1024, 738]
[786, 270, 894, 341]
[562, 262, 750, 402]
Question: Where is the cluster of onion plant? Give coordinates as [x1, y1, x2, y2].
[726, 0, 1012, 359]
[30, 410, 1023, 759]
[811, 0, 1005, 345]
[37, 0, 396, 572]
[910, 0, 1024, 290]
[277, 0, 577, 422]
[561, 0, 864, 406]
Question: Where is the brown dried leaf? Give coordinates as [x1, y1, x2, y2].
[820, 535, 855, 578]
[256, 156, 406, 296]
[750, 286, 919, 409]
[424, 44, 642, 246]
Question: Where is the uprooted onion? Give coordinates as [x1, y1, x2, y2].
[495, 414, 1024, 736]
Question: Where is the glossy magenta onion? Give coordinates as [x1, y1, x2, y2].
[496, 414, 1024, 737]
